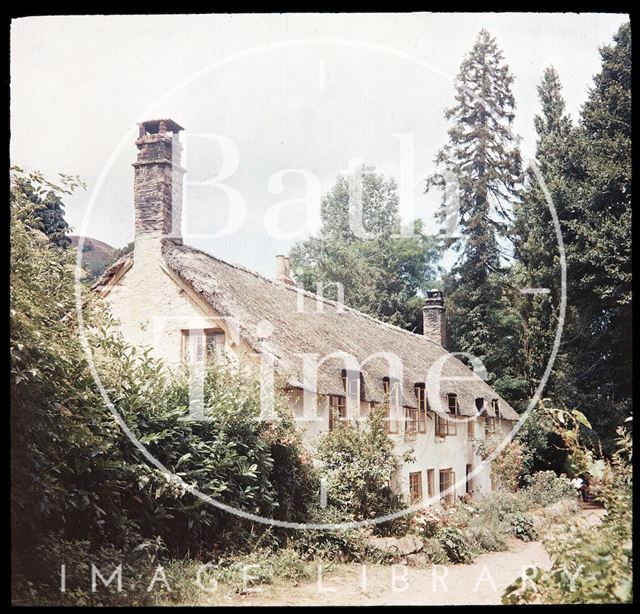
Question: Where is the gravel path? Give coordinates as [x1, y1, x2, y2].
[236, 539, 552, 606]
[199, 506, 606, 606]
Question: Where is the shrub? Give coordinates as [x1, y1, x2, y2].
[503, 427, 632, 604]
[421, 537, 449, 564]
[523, 470, 575, 507]
[474, 434, 524, 493]
[437, 526, 474, 564]
[315, 406, 406, 528]
[10, 190, 317, 592]
[509, 513, 538, 542]
[465, 523, 511, 553]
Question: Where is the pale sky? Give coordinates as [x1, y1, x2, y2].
[10, 12, 629, 277]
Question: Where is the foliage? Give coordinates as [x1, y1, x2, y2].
[10, 165, 82, 249]
[290, 165, 439, 332]
[474, 432, 524, 492]
[515, 408, 568, 474]
[513, 23, 631, 447]
[509, 512, 537, 542]
[10, 191, 316, 591]
[315, 405, 406, 527]
[522, 470, 575, 507]
[503, 426, 632, 604]
[437, 526, 474, 564]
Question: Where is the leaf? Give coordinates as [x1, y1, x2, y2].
[573, 411, 592, 430]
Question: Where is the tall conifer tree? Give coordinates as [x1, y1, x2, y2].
[427, 29, 522, 389]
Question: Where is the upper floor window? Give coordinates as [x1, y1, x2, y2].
[414, 384, 428, 433]
[491, 399, 501, 420]
[447, 393, 459, 415]
[328, 395, 347, 431]
[383, 377, 400, 434]
[341, 369, 363, 401]
[181, 329, 225, 364]
[435, 393, 459, 438]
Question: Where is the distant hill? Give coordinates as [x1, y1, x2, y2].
[69, 236, 115, 280]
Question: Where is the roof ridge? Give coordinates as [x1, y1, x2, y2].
[164, 239, 443, 349]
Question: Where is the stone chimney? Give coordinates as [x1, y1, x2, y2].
[275, 255, 296, 286]
[133, 119, 186, 243]
[422, 289, 446, 347]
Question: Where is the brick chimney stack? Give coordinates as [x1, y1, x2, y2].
[422, 289, 446, 347]
[133, 119, 186, 243]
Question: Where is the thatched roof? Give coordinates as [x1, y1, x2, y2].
[157, 240, 518, 420]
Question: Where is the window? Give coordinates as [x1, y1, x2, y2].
[492, 399, 501, 420]
[435, 394, 458, 438]
[467, 419, 474, 439]
[466, 464, 473, 495]
[439, 469, 455, 505]
[414, 384, 428, 433]
[475, 397, 484, 415]
[435, 412, 457, 437]
[409, 471, 423, 503]
[485, 416, 496, 437]
[181, 329, 225, 364]
[427, 469, 435, 498]
[383, 377, 400, 434]
[405, 407, 419, 439]
[341, 369, 363, 400]
[329, 395, 347, 431]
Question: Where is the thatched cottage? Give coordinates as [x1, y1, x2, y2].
[95, 119, 518, 504]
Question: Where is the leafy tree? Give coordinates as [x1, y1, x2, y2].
[315, 406, 407, 525]
[10, 166, 81, 249]
[426, 29, 523, 394]
[290, 165, 439, 332]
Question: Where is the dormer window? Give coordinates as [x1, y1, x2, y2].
[383, 377, 400, 434]
[436, 394, 459, 438]
[491, 399, 500, 420]
[342, 369, 364, 402]
[475, 397, 484, 415]
[414, 384, 428, 433]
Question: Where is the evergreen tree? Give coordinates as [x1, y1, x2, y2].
[514, 67, 574, 400]
[515, 23, 631, 445]
[427, 29, 522, 393]
[564, 23, 631, 439]
[290, 165, 439, 332]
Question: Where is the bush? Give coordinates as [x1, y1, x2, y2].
[509, 513, 538, 542]
[465, 523, 511, 553]
[315, 406, 406, 528]
[437, 526, 474, 564]
[10, 189, 317, 594]
[503, 428, 632, 604]
[523, 470, 575, 507]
